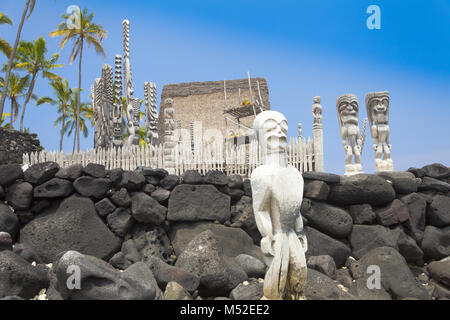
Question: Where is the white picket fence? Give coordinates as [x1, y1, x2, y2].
[23, 137, 316, 176]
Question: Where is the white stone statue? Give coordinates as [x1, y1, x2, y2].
[251, 110, 308, 300]
[366, 91, 393, 172]
[312, 96, 322, 125]
[144, 82, 159, 148]
[337, 94, 364, 175]
[112, 55, 123, 148]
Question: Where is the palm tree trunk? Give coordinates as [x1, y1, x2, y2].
[60, 106, 66, 152]
[10, 99, 14, 129]
[74, 38, 84, 153]
[0, 0, 31, 120]
[19, 71, 37, 132]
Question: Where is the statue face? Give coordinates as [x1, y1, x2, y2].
[259, 113, 288, 153]
[370, 98, 389, 114]
[338, 97, 359, 124]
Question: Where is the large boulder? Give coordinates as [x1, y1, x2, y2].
[106, 208, 135, 237]
[73, 176, 111, 199]
[0, 250, 49, 299]
[421, 163, 450, 180]
[0, 203, 19, 239]
[400, 193, 427, 242]
[375, 199, 410, 227]
[304, 226, 351, 267]
[391, 226, 424, 266]
[301, 199, 353, 239]
[5, 182, 33, 211]
[234, 254, 266, 279]
[419, 177, 450, 193]
[169, 222, 263, 262]
[33, 178, 74, 199]
[164, 281, 193, 300]
[348, 225, 397, 259]
[120, 171, 146, 192]
[110, 187, 131, 207]
[302, 172, 341, 184]
[229, 279, 264, 300]
[0, 164, 23, 186]
[307, 255, 337, 279]
[159, 174, 180, 190]
[376, 171, 418, 194]
[421, 226, 450, 260]
[356, 247, 431, 300]
[303, 180, 330, 200]
[348, 278, 392, 300]
[20, 196, 122, 263]
[181, 170, 204, 185]
[131, 192, 167, 225]
[146, 255, 200, 292]
[427, 195, 450, 227]
[203, 170, 228, 186]
[24, 162, 59, 185]
[94, 198, 116, 217]
[83, 163, 106, 178]
[168, 184, 231, 223]
[55, 251, 157, 300]
[328, 174, 396, 206]
[175, 230, 248, 297]
[303, 269, 355, 300]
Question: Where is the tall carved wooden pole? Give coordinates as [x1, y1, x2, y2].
[144, 82, 158, 149]
[312, 96, 324, 172]
[112, 55, 124, 147]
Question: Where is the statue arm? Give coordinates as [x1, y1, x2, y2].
[295, 214, 307, 252]
[251, 173, 273, 239]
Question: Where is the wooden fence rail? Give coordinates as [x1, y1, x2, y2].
[23, 138, 316, 176]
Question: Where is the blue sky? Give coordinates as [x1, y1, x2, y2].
[0, 0, 449, 174]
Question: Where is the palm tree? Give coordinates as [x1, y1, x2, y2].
[0, 73, 29, 129]
[61, 96, 92, 151]
[0, 12, 13, 58]
[0, 0, 37, 121]
[50, 7, 107, 152]
[0, 112, 12, 128]
[35, 79, 74, 151]
[14, 36, 63, 132]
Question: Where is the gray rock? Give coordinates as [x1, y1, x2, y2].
[169, 222, 264, 262]
[73, 176, 111, 199]
[33, 178, 74, 198]
[95, 198, 116, 217]
[55, 251, 157, 300]
[229, 279, 264, 300]
[123, 262, 164, 300]
[349, 225, 397, 259]
[132, 226, 172, 263]
[421, 163, 450, 180]
[0, 185, 4, 199]
[24, 161, 59, 185]
[159, 174, 180, 190]
[83, 163, 106, 178]
[164, 281, 193, 300]
[107, 208, 135, 237]
[168, 184, 231, 223]
[228, 175, 243, 189]
[108, 168, 123, 187]
[229, 188, 244, 203]
[120, 171, 146, 191]
[307, 255, 337, 279]
[12, 243, 42, 264]
[151, 188, 171, 203]
[230, 195, 260, 244]
[427, 195, 450, 227]
[20, 196, 122, 263]
[336, 268, 353, 288]
[400, 193, 427, 242]
[304, 226, 351, 267]
[5, 182, 33, 211]
[175, 230, 248, 297]
[375, 199, 410, 227]
[181, 170, 203, 184]
[301, 199, 353, 239]
[131, 192, 167, 225]
[110, 187, 131, 207]
[142, 183, 156, 195]
[109, 239, 141, 270]
[302, 172, 341, 184]
[431, 281, 450, 299]
[349, 204, 376, 225]
[408, 167, 425, 178]
[146, 255, 200, 292]
[427, 258, 450, 287]
[391, 227, 424, 266]
[419, 177, 450, 193]
[0, 164, 23, 186]
[204, 170, 228, 186]
[0, 251, 49, 299]
[243, 179, 252, 196]
[0, 203, 19, 239]
[349, 278, 392, 300]
[421, 226, 450, 260]
[234, 254, 266, 279]
[64, 164, 83, 181]
[0, 231, 12, 251]
[304, 180, 330, 200]
[376, 171, 418, 194]
[357, 246, 431, 300]
[304, 269, 356, 300]
[328, 174, 396, 206]
[140, 168, 168, 179]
